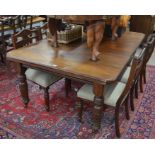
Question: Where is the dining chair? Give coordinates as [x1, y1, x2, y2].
[141, 33, 155, 85]
[121, 33, 155, 101]
[0, 20, 6, 63]
[0, 18, 14, 63]
[12, 28, 70, 111]
[26, 15, 33, 30]
[120, 46, 147, 111]
[39, 22, 72, 97]
[76, 47, 146, 137]
[9, 15, 33, 33]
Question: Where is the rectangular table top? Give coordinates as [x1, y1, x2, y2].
[7, 31, 145, 84]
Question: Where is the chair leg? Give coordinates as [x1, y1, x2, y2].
[65, 78, 71, 97]
[115, 107, 121, 138]
[43, 87, 50, 111]
[125, 95, 130, 120]
[135, 81, 138, 99]
[130, 87, 134, 111]
[103, 104, 108, 111]
[3, 52, 7, 64]
[143, 67, 146, 84]
[0, 53, 4, 63]
[76, 98, 83, 122]
[139, 74, 143, 93]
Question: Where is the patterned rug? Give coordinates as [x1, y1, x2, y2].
[0, 62, 155, 139]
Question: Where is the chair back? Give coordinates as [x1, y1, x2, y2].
[20, 15, 34, 30]
[28, 16, 34, 30]
[0, 18, 12, 54]
[117, 47, 146, 106]
[8, 16, 21, 34]
[0, 20, 6, 55]
[144, 34, 155, 64]
[12, 28, 42, 49]
[8, 15, 34, 33]
[20, 15, 29, 29]
[0, 17, 18, 62]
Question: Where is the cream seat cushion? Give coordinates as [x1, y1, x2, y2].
[122, 48, 142, 83]
[120, 66, 131, 83]
[25, 68, 61, 88]
[77, 82, 126, 107]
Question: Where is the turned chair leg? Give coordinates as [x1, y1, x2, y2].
[43, 87, 50, 111]
[125, 95, 130, 120]
[143, 67, 146, 84]
[65, 78, 71, 97]
[3, 52, 7, 64]
[0, 53, 4, 63]
[135, 81, 138, 99]
[76, 98, 83, 122]
[140, 74, 143, 93]
[115, 107, 121, 138]
[130, 87, 134, 111]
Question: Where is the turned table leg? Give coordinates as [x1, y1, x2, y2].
[65, 78, 71, 97]
[17, 63, 29, 107]
[43, 87, 50, 111]
[92, 83, 104, 131]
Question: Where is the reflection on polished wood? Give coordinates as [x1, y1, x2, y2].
[7, 31, 145, 131]
[48, 15, 105, 60]
[7, 31, 145, 84]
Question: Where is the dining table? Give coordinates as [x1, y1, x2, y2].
[6, 31, 145, 131]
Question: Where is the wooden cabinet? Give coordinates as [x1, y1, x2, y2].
[130, 15, 155, 39]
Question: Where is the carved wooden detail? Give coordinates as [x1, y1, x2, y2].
[17, 63, 29, 107]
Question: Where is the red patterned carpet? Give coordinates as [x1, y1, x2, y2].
[0, 63, 155, 139]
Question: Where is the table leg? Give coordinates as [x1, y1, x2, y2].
[17, 63, 29, 107]
[92, 83, 104, 131]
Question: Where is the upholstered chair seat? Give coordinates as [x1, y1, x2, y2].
[76, 46, 146, 138]
[76, 81, 129, 138]
[12, 28, 71, 111]
[77, 82, 126, 107]
[120, 67, 130, 83]
[25, 68, 61, 88]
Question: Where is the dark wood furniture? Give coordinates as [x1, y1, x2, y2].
[0, 16, 46, 63]
[130, 16, 155, 93]
[7, 31, 145, 131]
[12, 28, 68, 111]
[120, 45, 148, 111]
[0, 16, 45, 32]
[130, 15, 155, 40]
[0, 18, 14, 63]
[141, 34, 155, 86]
[76, 46, 146, 137]
[0, 20, 7, 63]
[9, 15, 33, 32]
[12, 28, 42, 49]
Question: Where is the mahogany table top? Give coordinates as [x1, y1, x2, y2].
[7, 31, 145, 84]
